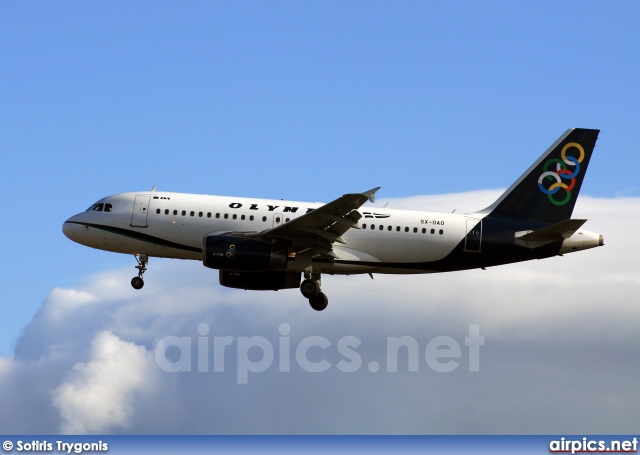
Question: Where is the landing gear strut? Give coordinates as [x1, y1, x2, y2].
[131, 254, 148, 290]
[301, 272, 328, 311]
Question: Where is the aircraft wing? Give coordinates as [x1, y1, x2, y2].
[256, 187, 380, 259]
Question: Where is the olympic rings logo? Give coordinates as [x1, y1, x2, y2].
[226, 244, 236, 260]
[537, 142, 585, 206]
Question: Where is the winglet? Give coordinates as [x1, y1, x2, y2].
[150, 185, 157, 192]
[363, 187, 381, 203]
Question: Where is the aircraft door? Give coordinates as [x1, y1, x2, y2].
[464, 218, 482, 252]
[131, 196, 151, 228]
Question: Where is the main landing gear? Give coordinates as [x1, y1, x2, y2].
[300, 272, 328, 311]
[131, 254, 148, 290]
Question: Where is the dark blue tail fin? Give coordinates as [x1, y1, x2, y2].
[479, 128, 599, 224]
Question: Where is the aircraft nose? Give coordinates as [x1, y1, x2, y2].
[62, 220, 77, 240]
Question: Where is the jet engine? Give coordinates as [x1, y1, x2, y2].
[203, 235, 288, 271]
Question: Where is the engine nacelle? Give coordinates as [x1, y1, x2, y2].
[220, 270, 301, 291]
[203, 235, 288, 271]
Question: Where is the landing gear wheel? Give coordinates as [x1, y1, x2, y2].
[309, 292, 328, 311]
[300, 279, 320, 299]
[131, 254, 148, 290]
[131, 276, 144, 290]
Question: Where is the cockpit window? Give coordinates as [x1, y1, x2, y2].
[87, 203, 104, 212]
[86, 202, 113, 213]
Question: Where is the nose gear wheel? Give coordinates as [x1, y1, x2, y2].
[131, 254, 148, 290]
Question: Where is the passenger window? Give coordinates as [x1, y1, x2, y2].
[207, 213, 211, 218]
[388, 226, 392, 231]
[165, 209, 169, 215]
[422, 228, 426, 234]
[250, 215, 254, 221]
[233, 214, 237, 220]
[362, 224, 367, 229]
[439, 229, 444, 235]
[224, 214, 228, 219]
[182, 210, 186, 216]
[371, 224, 375, 230]
[190, 211, 195, 217]
[431, 229, 435, 234]
[241, 215, 246, 220]
[156, 209, 161, 214]
[105, 204, 112, 212]
[262, 216, 267, 222]
[413, 227, 417, 233]
[216, 213, 220, 218]
[199, 212, 203, 217]
[405, 227, 409, 232]
[396, 226, 400, 232]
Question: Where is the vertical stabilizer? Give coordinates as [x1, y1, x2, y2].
[478, 128, 599, 224]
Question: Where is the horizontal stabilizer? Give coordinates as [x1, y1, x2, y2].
[515, 219, 587, 248]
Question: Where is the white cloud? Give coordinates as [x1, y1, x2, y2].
[1, 192, 639, 434]
[377, 189, 503, 213]
[0, 356, 13, 379]
[52, 331, 158, 434]
[43, 288, 97, 322]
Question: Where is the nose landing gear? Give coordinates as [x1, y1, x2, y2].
[301, 272, 328, 311]
[131, 254, 148, 290]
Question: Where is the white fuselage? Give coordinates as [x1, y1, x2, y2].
[62, 191, 601, 276]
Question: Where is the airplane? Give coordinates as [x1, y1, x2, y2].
[63, 128, 603, 311]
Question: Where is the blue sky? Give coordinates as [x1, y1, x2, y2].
[0, 2, 639, 434]
[2, 0, 639, 354]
